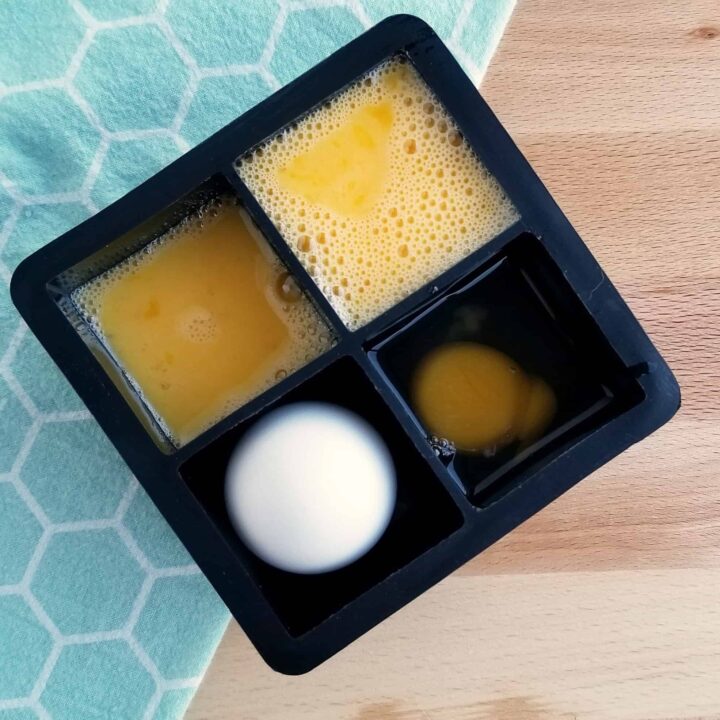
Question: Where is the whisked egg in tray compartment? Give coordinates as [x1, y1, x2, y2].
[11, 16, 679, 674]
[236, 57, 518, 329]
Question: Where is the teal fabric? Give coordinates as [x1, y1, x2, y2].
[0, 1, 514, 717]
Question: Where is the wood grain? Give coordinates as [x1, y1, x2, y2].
[188, 1, 720, 717]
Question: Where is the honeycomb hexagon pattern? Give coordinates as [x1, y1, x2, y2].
[0, 596, 53, 700]
[0, 485, 42, 585]
[31, 529, 145, 634]
[0, 0, 514, 716]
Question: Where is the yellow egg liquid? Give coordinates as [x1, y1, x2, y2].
[411, 342, 556, 453]
[73, 196, 333, 447]
[237, 59, 518, 330]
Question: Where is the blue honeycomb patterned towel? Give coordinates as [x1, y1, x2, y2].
[0, 1, 515, 717]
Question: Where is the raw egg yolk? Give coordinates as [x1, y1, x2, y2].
[516, 375, 557, 443]
[411, 342, 556, 453]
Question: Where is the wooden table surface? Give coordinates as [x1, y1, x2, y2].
[188, 1, 720, 717]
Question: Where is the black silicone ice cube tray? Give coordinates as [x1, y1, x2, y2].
[11, 15, 679, 674]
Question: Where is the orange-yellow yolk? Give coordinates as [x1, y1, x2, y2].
[411, 342, 556, 453]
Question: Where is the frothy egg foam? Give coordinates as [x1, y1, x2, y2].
[72, 196, 333, 447]
[236, 58, 519, 330]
